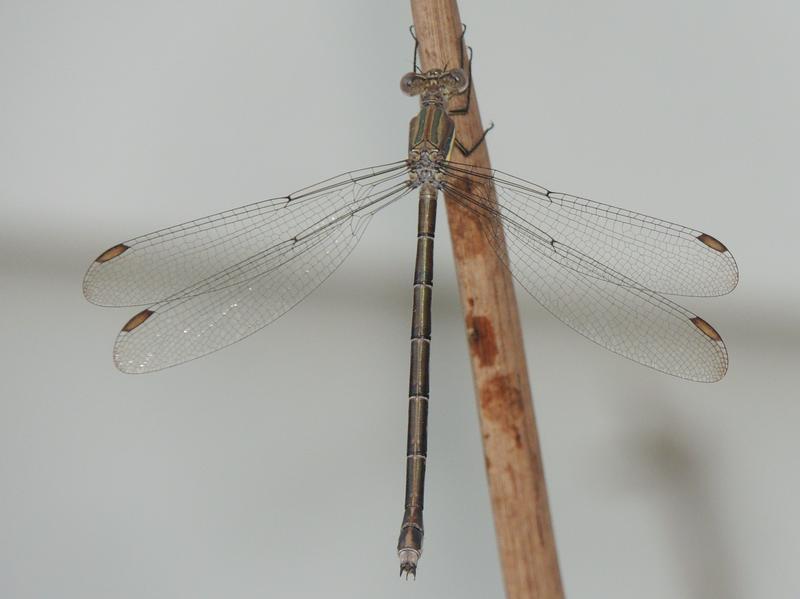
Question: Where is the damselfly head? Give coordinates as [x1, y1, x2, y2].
[400, 68, 469, 98]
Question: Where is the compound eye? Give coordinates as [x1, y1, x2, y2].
[448, 68, 469, 93]
[400, 72, 419, 96]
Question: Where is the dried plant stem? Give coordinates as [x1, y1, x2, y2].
[409, 1, 565, 597]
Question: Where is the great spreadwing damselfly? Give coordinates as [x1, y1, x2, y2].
[83, 32, 738, 578]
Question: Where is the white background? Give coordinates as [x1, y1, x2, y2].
[1, 1, 798, 597]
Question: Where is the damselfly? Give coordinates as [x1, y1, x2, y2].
[83, 35, 738, 578]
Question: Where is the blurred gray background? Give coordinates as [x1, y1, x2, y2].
[1, 1, 798, 597]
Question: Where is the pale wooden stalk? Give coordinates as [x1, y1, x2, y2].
[409, 1, 565, 597]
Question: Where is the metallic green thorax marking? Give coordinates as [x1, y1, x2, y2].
[408, 105, 456, 159]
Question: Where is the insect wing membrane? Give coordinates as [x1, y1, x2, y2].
[83, 162, 410, 307]
[442, 165, 730, 382]
[113, 214, 366, 373]
[443, 161, 738, 298]
[86, 162, 412, 372]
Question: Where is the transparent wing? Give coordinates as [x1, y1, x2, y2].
[441, 171, 730, 382]
[443, 161, 738, 297]
[84, 161, 410, 307]
[112, 181, 414, 373]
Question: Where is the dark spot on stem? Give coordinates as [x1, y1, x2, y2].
[467, 314, 498, 367]
[479, 374, 525, 449]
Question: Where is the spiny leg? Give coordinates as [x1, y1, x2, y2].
[449, 25, 473, 116]
[409, 25, 421, 74]
[448, 26, 495, 157]
[454, 121, 495, 158]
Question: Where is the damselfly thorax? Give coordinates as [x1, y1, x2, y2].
[403, 67, 465, 190]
